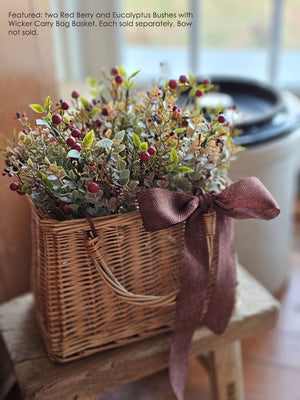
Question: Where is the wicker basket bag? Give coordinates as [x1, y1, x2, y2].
[31, 203, 218, 363]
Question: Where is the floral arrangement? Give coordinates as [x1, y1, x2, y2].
[2, 68, 240, 219]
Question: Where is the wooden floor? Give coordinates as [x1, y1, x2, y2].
[6, 217, 300, 400]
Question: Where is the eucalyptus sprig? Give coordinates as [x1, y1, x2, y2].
[2, 68, 240, 220]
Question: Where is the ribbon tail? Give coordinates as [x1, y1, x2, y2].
[202, 214, 237, 333]
[169, 215, 209, 400]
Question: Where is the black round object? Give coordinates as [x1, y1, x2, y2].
[179, 77, 300, 146]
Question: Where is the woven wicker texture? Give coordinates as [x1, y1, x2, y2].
[31, 205, 219, 363]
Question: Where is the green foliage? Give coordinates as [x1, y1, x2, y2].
[170, 149, 178, 164]
[2, 68, 240, 220]
[83, 130, 94, 149]
[87, 77, 98, 88]
[29, 104, 44, 113]
[96, 138, 113, 148]
[132, 133, 141, 149]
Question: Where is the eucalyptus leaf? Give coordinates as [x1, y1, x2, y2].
[174, 127, 186, 134]
[21, 184, 32, 194]
[115, 130, 125, 141]
[132, 133, 141, 149]
[67, 150, 81, 158]
[36, 119, 50, 127]
[128, 69, 141, 80]
[119, 169, 130, 179]
[87, 77, 98, 88]
[112, 144, 126, 154]
[80, 97, 90, 109]
[69, 170, 75, 180]
[117, 159, 127, 171]
[140, 142, 148, 151]
[117, 66, 127, 77]
[188, 72, 196, 85]
[170, 149, 178, 164]
[71, 190, 78, 202]
[29, 104, 44, 113]
[83, 130, 94, 149]
[177, 166, 194, 173]
[41, 173, 53, 189]
[96, 138, 113, 148]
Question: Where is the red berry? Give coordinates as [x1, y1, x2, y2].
[95, 118, 103, 127]
[17, 190, 26, 195]
[52, 114, 62, 125]
[148, 146, 156, 155]
[61, 101, 70, 110]
[196, 90, 204, 97]
[73, 143, 82, 152]
[111, 67, 119, 75]
[218, 115, 226, 123]
[102, 107, 108, 116]
[179, 75, 188, 84]
[88, 182, 99, 193]
[203, 79, 211, 85]
[91, 166, 97, 170]
[169, 79, 178, 90]
[140, 151, 150, 162]
[10, 182, 19, 191]
[115, 74, 123, 84]
[174, 136, 178, 140]
[71, 90, 80, 98]
[158, 176, 166, 181]
[22, 113, 26, 118]
[167, 104, 172, 108]
[61, 204, 70, 213]
[66, 137, 76, 147]
[71, 128, 81, 138]
[182, 119, 189, 127]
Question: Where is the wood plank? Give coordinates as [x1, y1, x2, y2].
[0, 334, 15, 400]
[0, 266, 279, 400]
[98, 359, 210, 400]
[209, 341, 244, 400]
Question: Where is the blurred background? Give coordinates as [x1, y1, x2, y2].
[1, 0, 300, 399]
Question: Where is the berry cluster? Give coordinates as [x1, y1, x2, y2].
[2, 68, 239, 219]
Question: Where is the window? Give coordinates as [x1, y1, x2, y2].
[120, 0, 300, 91]
[51, 0, 300, 92]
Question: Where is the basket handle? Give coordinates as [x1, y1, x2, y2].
[85, 236, 178, 307]
[84, 211, 216, 308]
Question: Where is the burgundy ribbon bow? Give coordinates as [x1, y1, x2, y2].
[137, 177, 280, 400]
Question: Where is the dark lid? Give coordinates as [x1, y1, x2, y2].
[179, 77, 300, 146]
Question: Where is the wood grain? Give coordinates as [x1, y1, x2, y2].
[209, 341, 245, 400]
[0, 0, 58, 303]
[0, 266, 279, 400]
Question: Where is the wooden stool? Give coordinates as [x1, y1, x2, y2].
[0, 266, 279, 400]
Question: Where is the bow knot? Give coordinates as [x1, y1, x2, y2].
[196, 191, 214, 213]
[136, 177, 279, 400]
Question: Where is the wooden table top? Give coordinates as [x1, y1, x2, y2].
[0, 266, 280, 400]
